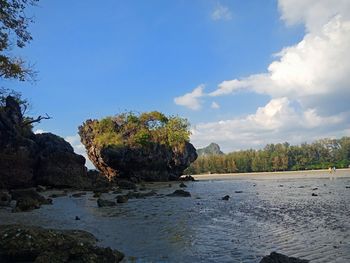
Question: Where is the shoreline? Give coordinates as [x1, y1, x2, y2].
[192, 168, 350, 180]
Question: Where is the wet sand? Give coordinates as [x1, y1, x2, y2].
[1, 171, 350, 262]
[193, 168, 350, 180]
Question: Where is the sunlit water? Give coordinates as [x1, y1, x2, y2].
[1, 173, 350, 262]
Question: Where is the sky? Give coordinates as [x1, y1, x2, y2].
[2, 0, 350, 167]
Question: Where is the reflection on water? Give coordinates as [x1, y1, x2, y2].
[1, 174, 350, 263]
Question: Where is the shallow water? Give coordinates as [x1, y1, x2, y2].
[1, 173, 350, 263]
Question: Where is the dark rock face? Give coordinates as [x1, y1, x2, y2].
[0, 224, 124, 262]
[0, 96, 88, 189]
[260, 252, 309, 263]
[79, 119, 198, 182]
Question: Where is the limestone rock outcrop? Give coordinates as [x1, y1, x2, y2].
[79, 118, 197, 181]
[0, 96, 88, 189]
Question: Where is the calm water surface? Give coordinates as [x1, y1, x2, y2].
[1, 173, 350, 262]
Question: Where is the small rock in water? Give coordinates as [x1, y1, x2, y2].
[179, 182, 187, 188]
[167, 190, 191, 197]
[311, 193, 318, 196]
[117, 180, 137, 190]
[279, 185, 284, 187]
[116, 195, 128, 203]
[312, 187, 318, 190]
[235, 191, 243, 194]
[345, 186, 350, 189]
[11, 189, 52, 212]
[97, 199, 116, 207]
[93, 192, 101, 198]
[222, 195, 230, 201]
[75, 216, 80, 220]
[260, 252, 309, 263]
[49, 192, 67, 198]
[71, 192, 86, 198]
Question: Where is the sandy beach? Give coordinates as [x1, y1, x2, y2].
[193, 168, 350, 180]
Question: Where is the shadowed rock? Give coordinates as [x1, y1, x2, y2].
[0, 96, 89, 189]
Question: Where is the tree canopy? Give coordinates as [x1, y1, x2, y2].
[186, 137, 350, 174]
[80, 111, 191, 149]
[0, 0, 38, 81]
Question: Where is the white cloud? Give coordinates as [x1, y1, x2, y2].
[278, 0, 350, 32]
[185, 0, 350, 151]
[211, 3, 232, 21]
[174, 85, 205, 110]
[211, 101, 220, 109]
[65, 134, 94, 169]
[191, 97, 348, 152]
[210, 15, 350, 114]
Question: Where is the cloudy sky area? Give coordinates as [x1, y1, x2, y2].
[4, 0, 349, 167]
[176, 0, 350, 152]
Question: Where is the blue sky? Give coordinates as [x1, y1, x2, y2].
[2, 0, 350, 159]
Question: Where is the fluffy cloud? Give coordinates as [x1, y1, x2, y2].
[174, 85, 205, 110]
[211, 3, 232, 21]
[179, 0, 350, 151]
[65, 134, 94, 169]
[191, 97, 348, 152]
[210, 15, 350, 115]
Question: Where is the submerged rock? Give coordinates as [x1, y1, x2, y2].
[260, 252, 309, 263]
[179, 182, 187, 188]
[0, 224, 124, 262]
[116, 195, 128, 203]
[125, 190, 157, 199]
[222, 195, 230, 201]
[97, 198, 116, 207]
[167, 190, 191, 197]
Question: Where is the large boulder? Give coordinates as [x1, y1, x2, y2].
[79, 114, 197, 182]
[0, 224, 124, 262]
[0, 96, 88, 189]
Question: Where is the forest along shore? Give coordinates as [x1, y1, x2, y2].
[192, 168, 350, 180]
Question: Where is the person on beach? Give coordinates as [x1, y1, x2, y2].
[328, 167, 332, 173]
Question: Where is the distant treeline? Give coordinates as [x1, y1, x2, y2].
[186, 137, 350, 174]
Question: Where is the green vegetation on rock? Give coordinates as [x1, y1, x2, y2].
[86, 111, 191, 149]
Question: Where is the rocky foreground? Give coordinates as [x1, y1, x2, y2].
[0, 225, 124, 262]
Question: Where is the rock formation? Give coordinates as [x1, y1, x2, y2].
[197, 142, 224, 156]
[0, 96, 88, 189]
[79, 114, 197, 182]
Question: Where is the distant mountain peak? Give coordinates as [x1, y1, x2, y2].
[197, 143, 223, 156]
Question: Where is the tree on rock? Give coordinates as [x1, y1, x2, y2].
[79, 111, 198, 181]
